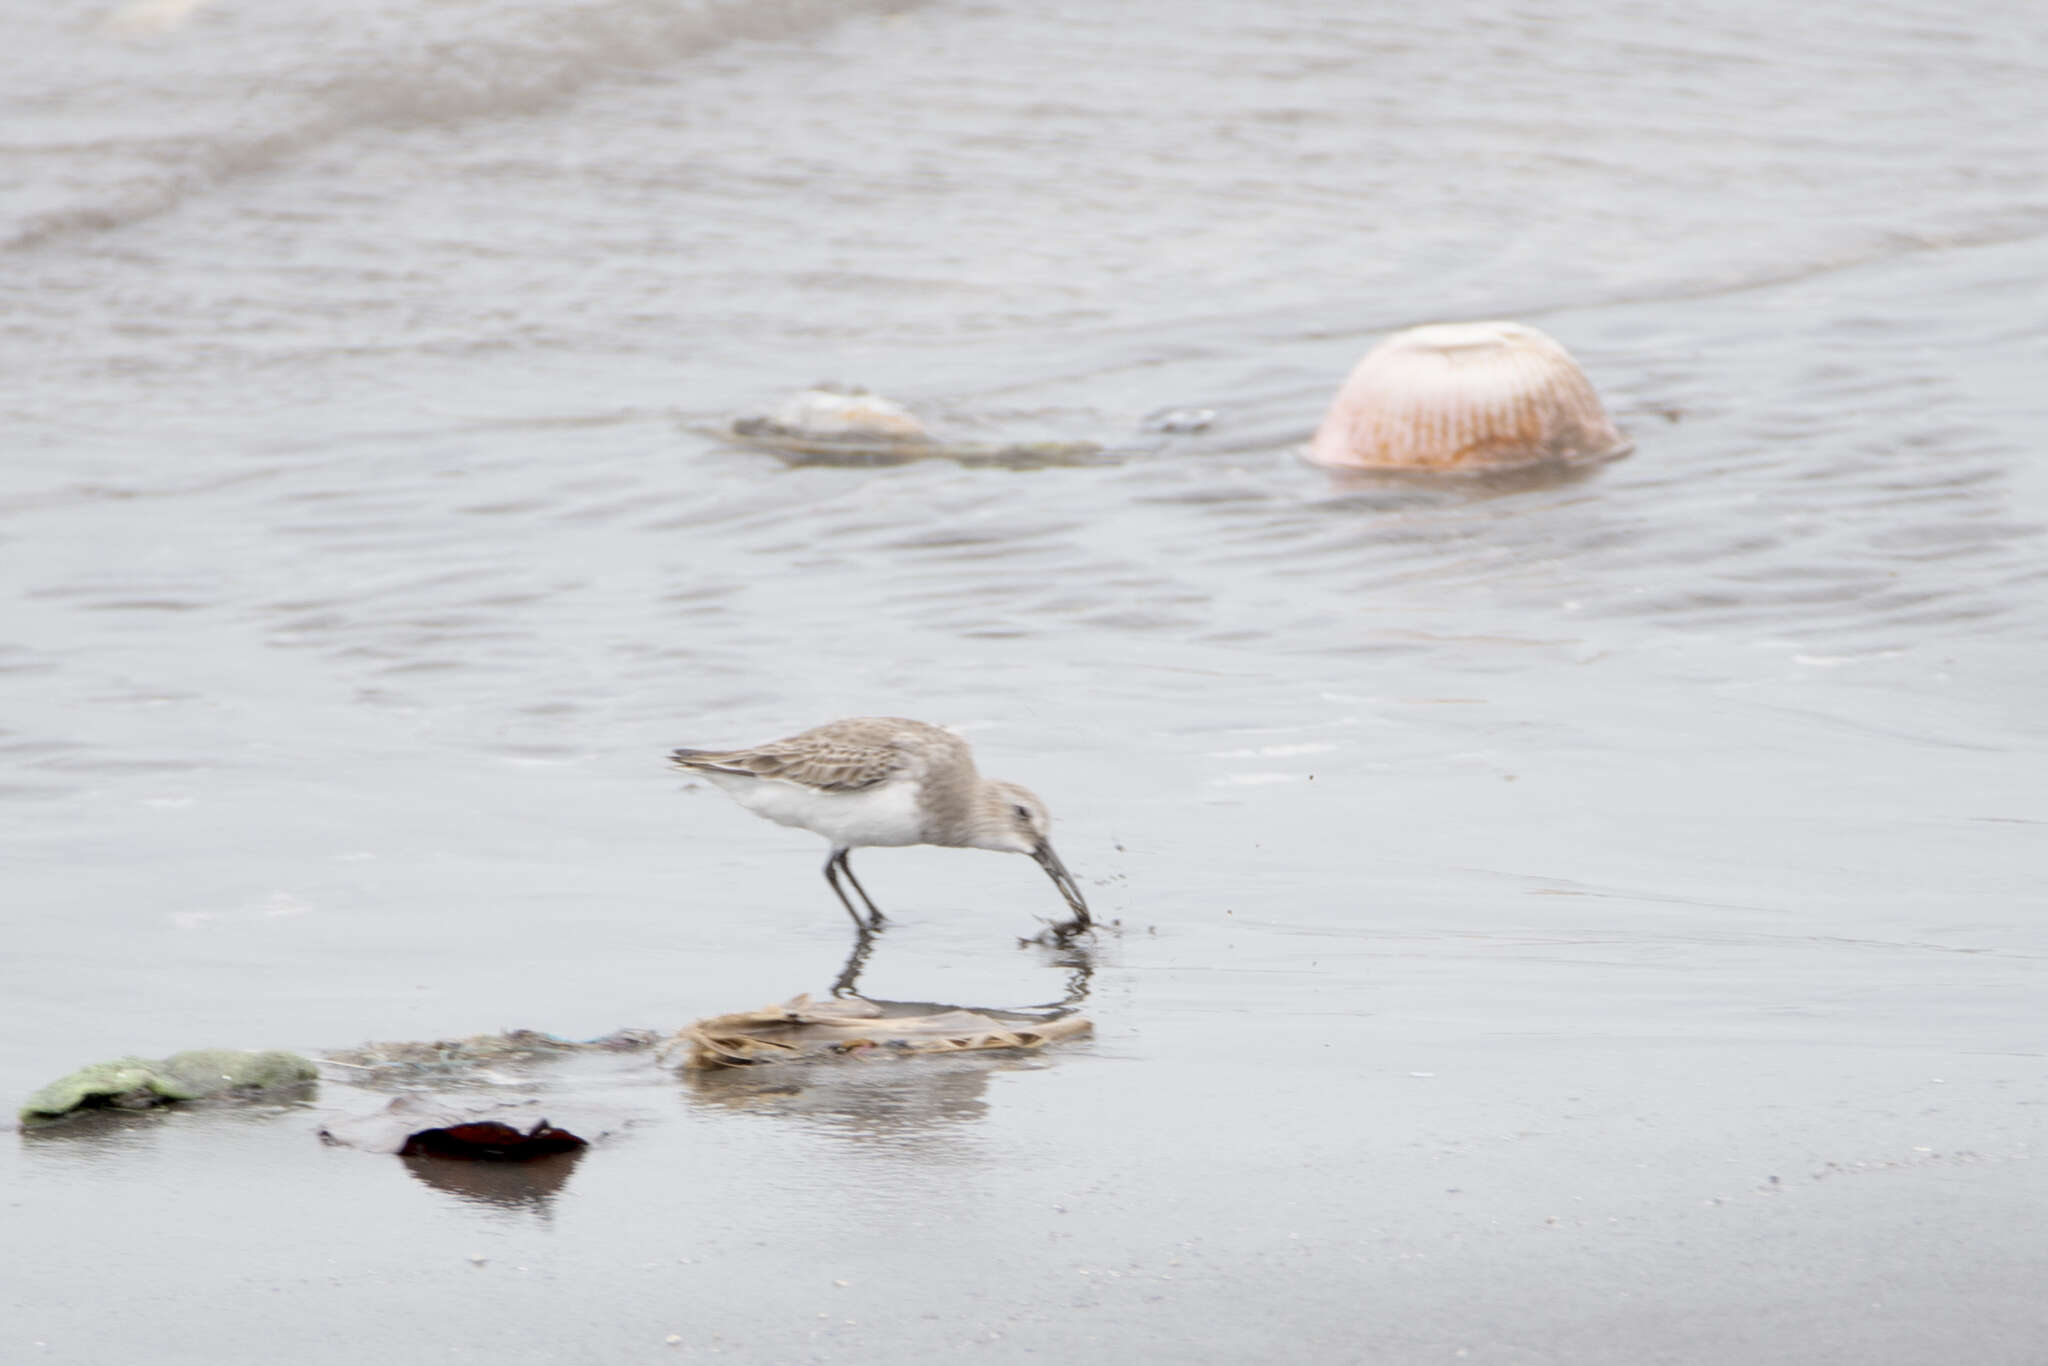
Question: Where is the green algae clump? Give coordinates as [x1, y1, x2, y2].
[19, 1048, 317, 1123]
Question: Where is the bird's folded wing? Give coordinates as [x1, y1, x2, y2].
[672, 739, 908, 791]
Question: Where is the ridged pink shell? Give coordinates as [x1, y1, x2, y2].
[1309, 322, 1628, 471]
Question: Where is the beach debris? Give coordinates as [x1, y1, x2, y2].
[670, 994, 1092, 1070]
[322, 1027, 659, 1085]
[18, 1048, 317, 1123]
[725, 384, 1111, 467]
[321, 1097, 598, 1205]
[317, 1094, 607, 1158]
[398, 1119, 587, 1160]
[1309, 321, 1630, 472]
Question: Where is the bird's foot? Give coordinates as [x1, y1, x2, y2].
[1019, 916, 1095, 948]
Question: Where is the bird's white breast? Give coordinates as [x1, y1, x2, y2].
[704, 772, 927, 848]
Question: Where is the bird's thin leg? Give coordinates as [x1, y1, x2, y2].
[836, 850, 887, 928]
[822, 849, 868, 930]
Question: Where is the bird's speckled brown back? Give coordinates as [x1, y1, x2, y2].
[670, 717, 979, 831]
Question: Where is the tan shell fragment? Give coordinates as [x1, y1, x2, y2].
[671, 995, 1092, 1070]
[1309, 321, 1629, 472]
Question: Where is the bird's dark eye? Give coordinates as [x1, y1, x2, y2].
[1013, 804, 1031, 821]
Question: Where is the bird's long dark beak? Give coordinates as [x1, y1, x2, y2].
[1031, 840, 1091, 927]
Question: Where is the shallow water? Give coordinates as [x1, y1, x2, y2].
[4, 1, 2046, 1362]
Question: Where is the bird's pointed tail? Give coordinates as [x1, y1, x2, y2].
[669, 747, 750, 775]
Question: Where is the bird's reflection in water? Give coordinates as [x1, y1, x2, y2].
[684, 928, 1094, 1146]
[829, 924, 1093, 1015]
[400, 1148, 585, 1214]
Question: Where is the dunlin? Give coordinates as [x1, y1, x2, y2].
[669, 717, 1091, 938]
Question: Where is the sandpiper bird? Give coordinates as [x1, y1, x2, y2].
[668, 717, 1091, 938]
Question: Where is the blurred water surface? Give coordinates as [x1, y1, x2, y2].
[3, 2, 2045, 1363]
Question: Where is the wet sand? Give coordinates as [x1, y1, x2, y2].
[4, 1, 2046, 1362]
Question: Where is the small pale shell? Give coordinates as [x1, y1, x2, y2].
[1309, 322, 1628, 472]
[770, 387, 928, 441]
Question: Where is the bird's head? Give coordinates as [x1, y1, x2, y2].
[980, 781, 1052, 855]
[979, 780, 1089, 925]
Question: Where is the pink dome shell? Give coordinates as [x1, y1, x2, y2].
[1309, 321, 1629, 471]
